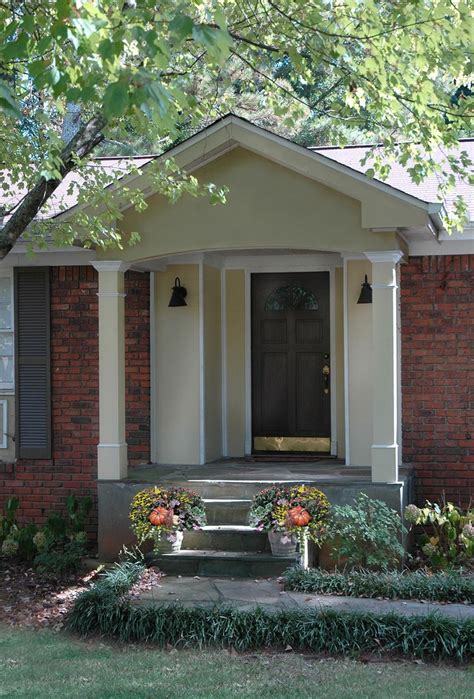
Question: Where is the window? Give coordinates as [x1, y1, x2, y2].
[0, 271, 14, 391]
[264, 283, 319, 311]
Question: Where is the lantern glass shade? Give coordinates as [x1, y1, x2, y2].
[357, 275, 372, 304]
[168, 277, 187, 307]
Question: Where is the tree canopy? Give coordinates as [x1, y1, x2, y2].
[0, 0, 472, 258]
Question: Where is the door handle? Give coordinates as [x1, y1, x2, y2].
[322, 364, 330, 394]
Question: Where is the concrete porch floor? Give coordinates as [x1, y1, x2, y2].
[126, 460, 414, 486]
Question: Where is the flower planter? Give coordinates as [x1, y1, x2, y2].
[268, 530, 298, 557]
[153, 530, 183, 554]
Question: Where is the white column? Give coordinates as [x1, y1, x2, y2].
[92, 261, 130, 479]
[365, 251, 403, 483]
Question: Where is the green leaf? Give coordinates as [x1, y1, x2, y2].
[169, 14, 194, 40]
[103, 81, 129, 118]
[0, 81, 21, 118]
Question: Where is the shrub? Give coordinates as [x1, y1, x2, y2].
[0, 498, 37, 562]
[33, 496, 92, 575]
[67, 558, 473, 661]
[405, 501, 474, 569]
[283, 566, 474, 604]
[0, 495, 91, 572]
[249, 484, 330, 544]
[130, 486, 207, 552]
[325, 494, 406, 570]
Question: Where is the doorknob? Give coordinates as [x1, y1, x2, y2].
[322, 364, 330, 394]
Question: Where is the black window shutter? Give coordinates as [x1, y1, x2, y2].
[15, 267, 51, 459]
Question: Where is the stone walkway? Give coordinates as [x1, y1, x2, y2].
[135, 576, 474, 619]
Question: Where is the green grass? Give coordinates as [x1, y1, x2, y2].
[0, 626, 473, 699]
[283, 566, 474, 603]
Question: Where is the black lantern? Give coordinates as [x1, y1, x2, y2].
[357, 275, 372, 304]
[168, 277, 187, 307]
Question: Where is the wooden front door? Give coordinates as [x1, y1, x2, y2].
[251, 272, 331, 453]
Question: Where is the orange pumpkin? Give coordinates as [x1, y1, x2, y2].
[288, 505, 311, 527]
[148, 506, 170, 526]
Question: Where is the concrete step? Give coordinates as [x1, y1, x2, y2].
[147, 550, 299, 578]
[183, 525, 268, 552]
[203, 499, 252, 525]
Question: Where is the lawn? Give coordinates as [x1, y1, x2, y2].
[0, 626, 472, 699]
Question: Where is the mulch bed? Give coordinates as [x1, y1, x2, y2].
[0, 559, 163, 630]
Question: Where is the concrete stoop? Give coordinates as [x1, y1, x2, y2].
[98, 462, 415, 575]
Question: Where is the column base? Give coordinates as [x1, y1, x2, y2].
[98, 443, 128, 480]
[371, 444, 399, 483]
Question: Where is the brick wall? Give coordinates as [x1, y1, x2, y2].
[0, 266, 150, 534]
[401, 255, 473, 507]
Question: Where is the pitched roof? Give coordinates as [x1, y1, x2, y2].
[311, 140, 474, 223]
[1, 115, 472, 228]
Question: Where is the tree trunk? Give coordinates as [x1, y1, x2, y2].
[0, 113, 107, 259]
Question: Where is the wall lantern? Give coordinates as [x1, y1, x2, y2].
[357, 275, 372, 304]
[168, 277, 187, 307]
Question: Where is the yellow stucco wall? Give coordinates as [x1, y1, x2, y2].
[225, 269, 246, 456]
[346, 259, 373, 465]
[203, 265, 222, 462]
[106, 148, 403, 264]
[154, 265, 201, 464]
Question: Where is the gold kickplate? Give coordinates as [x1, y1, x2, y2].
[253, 436, 331, 453]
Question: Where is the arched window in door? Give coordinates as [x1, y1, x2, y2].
[264, 283, 319, 311]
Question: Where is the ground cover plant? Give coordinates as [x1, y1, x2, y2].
[325, 494, 407, 570]
[283, 566, 474, 604]
[405, 501, 474, 569]
[66, 556, 473, 662]
[2, 628, 474, 699]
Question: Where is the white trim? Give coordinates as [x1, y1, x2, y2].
[244, 270, 252, 455]
[329, 268, 337, 456]
[0, 268, 14, 393]
[243, 260, 338, 457]
[97, 442, 128, 449]
[1, 249, 96, 267]
[149, 271, 157, 463]
[396, 264, 402, 466]
[0, 399, 8, 449]
[343, 257, 351, 465]
[198, 261, 205, 465]
[91, 261, 131, 273]
[365, 251, 404, 264]
[96, 291, 127, 298]
[225, 253, 342, 272]
[371, 282, 398, 290]
[408, 238, 474, 256]
[220, 268, 228, 457]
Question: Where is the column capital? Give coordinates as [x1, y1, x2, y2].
[91, 261, 131, 273]
[364, 251, 404, 264]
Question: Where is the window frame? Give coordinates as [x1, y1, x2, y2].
[0, 268, 14, 393]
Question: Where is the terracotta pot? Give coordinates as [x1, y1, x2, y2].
[268, 530, 298, 557]
[153, 530, 183, 554]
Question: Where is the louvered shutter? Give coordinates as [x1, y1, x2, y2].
[15, 268, 51, 458]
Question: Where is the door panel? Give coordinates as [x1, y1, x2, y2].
[251, 272, 330, 452]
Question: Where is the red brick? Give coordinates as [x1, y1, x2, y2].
[401, 255, 474, 507]
[0, 266, 150, 539]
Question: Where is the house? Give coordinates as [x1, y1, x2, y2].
[0, 115, 472, 564]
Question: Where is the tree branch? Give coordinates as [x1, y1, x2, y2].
[0, 113, 107, 259]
